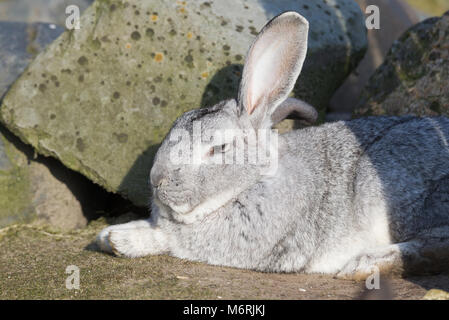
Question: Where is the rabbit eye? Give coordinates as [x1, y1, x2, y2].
[209, 143, 230, 156]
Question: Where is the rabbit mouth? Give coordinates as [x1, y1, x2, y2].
[153, 187, 197, 214]
[156, 185, 249, 224]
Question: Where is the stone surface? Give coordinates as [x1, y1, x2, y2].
[354, 11, 449, 117]
[0, 0, 94, 26]
[0, 21, 64, 99]
[0, 129, 32, 227]
[0, 220, 449, 299]
[0, 19, 122, 230]
[0, 20, 88, 230]
[328, 0, 420, 116]
[0, 0, 367, 206]
[0, 127, 87, 230]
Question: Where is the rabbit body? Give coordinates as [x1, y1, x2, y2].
[97, 12, 449, 277]
[162, 116, 449, 274]
[97, 116, 449, 276]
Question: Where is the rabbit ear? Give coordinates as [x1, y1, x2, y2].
[238, 11, 309, 129]
[271, 98, 318, 126]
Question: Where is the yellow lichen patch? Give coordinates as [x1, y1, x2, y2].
[178, 7, 186, 13]
[154, 52, 164, 62]
[150, 14, 158, 21]
[125, 43, 132, 49]
[186, 32, 193, 39]
[200, 72, 209, 79]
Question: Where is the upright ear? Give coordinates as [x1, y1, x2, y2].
[238, 11, 309, 129]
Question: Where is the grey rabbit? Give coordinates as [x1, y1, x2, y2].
[97, 11, 449, 278]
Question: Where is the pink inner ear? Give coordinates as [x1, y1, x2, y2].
[241, 12, 309, 120]
[246, 91, 264, 115]
[244, 36, 286, 116]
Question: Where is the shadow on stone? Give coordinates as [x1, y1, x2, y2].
[200, 63, 243, 108]
[0, 123, 143, 227]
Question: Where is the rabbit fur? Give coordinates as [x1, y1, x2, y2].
[97, 12, 449, 278]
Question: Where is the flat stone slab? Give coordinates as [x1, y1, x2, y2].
[0, 0, 367, 206]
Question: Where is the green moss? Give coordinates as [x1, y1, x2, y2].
[0, 136, 33, 228]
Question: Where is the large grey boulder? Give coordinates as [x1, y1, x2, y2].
[0, 0, 367, 206]
[354, 11, 449, 117]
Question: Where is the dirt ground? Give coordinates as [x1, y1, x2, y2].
[1, 217, 448, 300]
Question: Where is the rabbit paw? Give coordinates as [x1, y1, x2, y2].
[96, 220, 155, 257]
[108, 229, 150, 258]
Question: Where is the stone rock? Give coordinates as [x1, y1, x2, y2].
[0, 0, 94, 26]
[354, 11, 449, 117]
[0, 21, 64, 99]
[0, 127, 87, 230]
[328, 0, 420, 117]
[0, 19, 122, 230]
[0, 0, 367, 206]
[422, 289, 449, 300]
[0, 20, 88, 230]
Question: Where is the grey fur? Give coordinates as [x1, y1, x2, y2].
[97, 12, 449, 277]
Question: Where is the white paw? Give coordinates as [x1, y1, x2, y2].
[95, 220, 168, 258]
[108, 229, 149, 258]
[96, 225, 147, 257]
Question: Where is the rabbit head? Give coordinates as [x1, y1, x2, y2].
[150, 12, 317, 222]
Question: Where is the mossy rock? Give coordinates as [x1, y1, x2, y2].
[0, 0, 367, 206]
[0, 20, 100, 230]
[0, 127, 89, 230]
[354, 10, 449, 117]
[0, 131, 33, 227]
